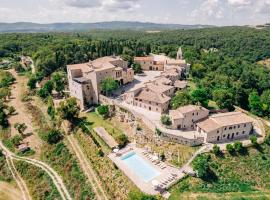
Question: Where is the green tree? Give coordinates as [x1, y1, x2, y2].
[97, 105, 109, 117]
[11, 135, 23, 146]
[226, 144, 235, 155]
[212, 144, 222, 156]
[100, 77, 119, 96]
[212, 89, 234, 111]
[132, 63, 142, 74]
[170, 91, 191, 109]
[261, 90, 270, 114]
[0, 87, 11, 101]
[38, 80, 54, 99]
[45, 129, 62, 144]
[191, 63, 207, 78]
[0, 109, 8, 128]
[160, 115, 172, 126]
[190, 88, 209, 107]
[57, 97, 79, 121]
[192, 154, 211, 179]
[234, 141, 244, 154]
[27, 75, 37, 90]
[250, 135, 258, 145]
[248, 91, 263, 116]
[52, 73, 65, 94]
[14, 123, 27, 135]
[116, 133, 128, 148]
[47, 96, 55, 119]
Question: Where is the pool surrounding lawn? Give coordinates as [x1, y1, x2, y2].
[121, 152, 160, 182]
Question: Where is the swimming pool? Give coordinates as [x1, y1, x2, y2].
[121, 152, 160, 182]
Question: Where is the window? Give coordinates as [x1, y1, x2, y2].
[217, 130, 219, 133]
[234, 126, 236, 129]
[224, 127, 227, 130]
[244, 124, 246, 127]
[223, 135, 226, 137]
[192, 113, 195, 116]
[242, 131, 245, 134]
[238, 125, 240, 128]
[229, 127, 232, 130]
[236, 132, 239, 135]
[156, 103, 158, 106]
[197, 112, 199, 115]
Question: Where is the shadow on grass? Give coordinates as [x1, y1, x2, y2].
[202, 169, 219, 183]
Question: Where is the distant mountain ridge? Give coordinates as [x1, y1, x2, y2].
[0, 21, 214, 32]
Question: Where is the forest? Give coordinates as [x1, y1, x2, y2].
[0, 26, 270, 118]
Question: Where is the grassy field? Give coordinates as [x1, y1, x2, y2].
[169, 141, 270, 200]
[26, 100, 96, 199]
[0, 154, 13, 183]
[14, 160, 61, 200]
[75, 130, 137, 200]
[85, 112, 123, 137]
[40, 142, 96, 199]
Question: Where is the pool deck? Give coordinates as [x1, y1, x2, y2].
[108, 144, 184, 196]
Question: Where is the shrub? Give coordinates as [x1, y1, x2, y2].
[128, 189, 157, 200]
[160, 115, 172, 126]
[212, 144, 222, 156]
[160, 151, 165, 161]
[226, 144, 235, 155]
[192, 154, 211, 179]
[97, 105, 109, 117]
[155, 128, 162, 136]
[11, 135, 23, 146]
[14, 123, 27, 135]
[116, 133, 128, 148]
[44, 129, 63, 144]
[27, 75, 37, 89]
[7, 106, 16, 115]
[57, 97, 79, 121]
[265, 136, 270, 146]
[234, 141, 244, 153]
[250, 135, 258, 145]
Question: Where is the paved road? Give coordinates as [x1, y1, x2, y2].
[67, 135, 108, 200]
[0, 141, 72, 200]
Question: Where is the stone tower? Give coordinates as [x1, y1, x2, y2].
[176, 47, 183, 60]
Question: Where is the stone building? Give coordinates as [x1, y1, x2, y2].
[196, 112, 254, 143]
[169, 105, 209, 130]
[67, 56, 134, 109]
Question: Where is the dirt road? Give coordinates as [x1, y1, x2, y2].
[7, 69, 42, 156]
[67, 135, 109, 200]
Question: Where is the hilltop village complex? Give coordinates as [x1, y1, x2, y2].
[67, 47, 256, 146]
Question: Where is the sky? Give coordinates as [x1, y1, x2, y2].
[0, 0, 270, 26]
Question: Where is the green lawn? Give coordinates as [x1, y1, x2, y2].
[85, 112, 123, 136]
[169, 142, 270, 200]
[85, 112, 127, 147]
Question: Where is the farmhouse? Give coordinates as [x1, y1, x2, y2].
[134, 47, 190, 74]
[67, 56, 134, 108]
[196, 112, 254, 143]
[169, 105, 209, 130]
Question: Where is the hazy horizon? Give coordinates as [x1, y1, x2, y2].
[0, 0, 270, 26]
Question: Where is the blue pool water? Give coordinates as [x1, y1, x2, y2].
[121, 152, 160, 182]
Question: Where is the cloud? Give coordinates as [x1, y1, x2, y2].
[65, 0, 101, 8]
[227, 0, 251, 7]
[63, 0, 140, 11]
[190, 0, 224, 21]
[255, 0, 270, 15]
